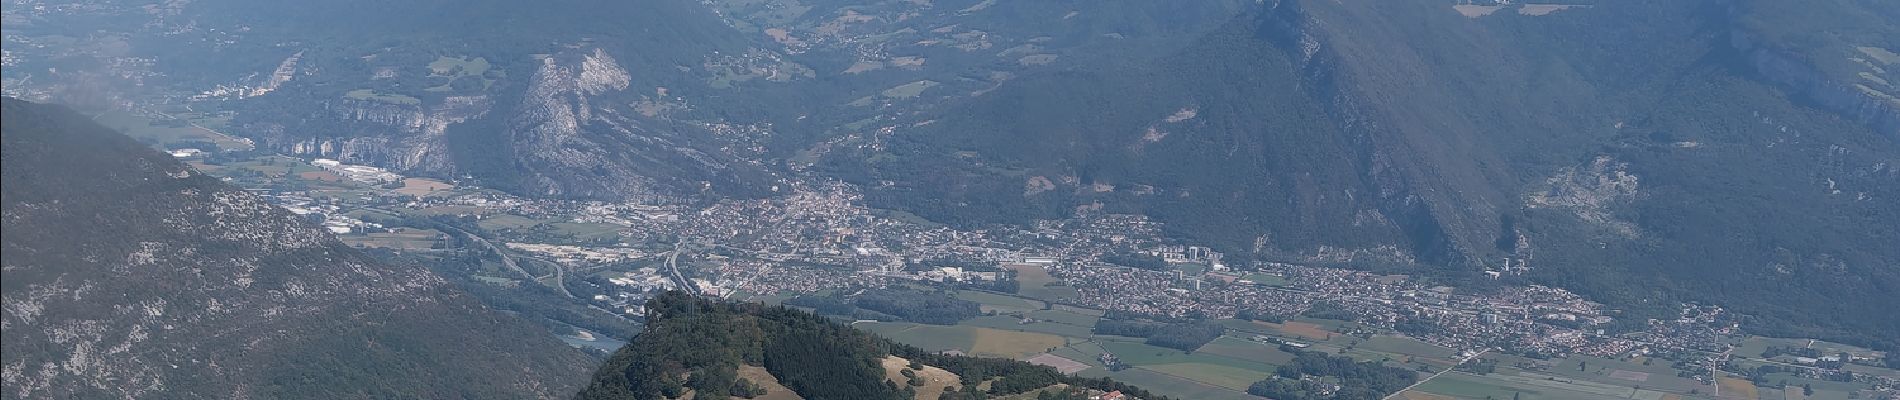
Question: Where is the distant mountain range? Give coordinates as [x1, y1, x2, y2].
[2, 0, 1895, 356]
[827, 0, 1900, 348]
[0, 97, 591, 399]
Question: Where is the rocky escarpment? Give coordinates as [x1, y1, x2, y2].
[1732, 29, 1900, 137]
[507, 47, 655, 197]
[227, 43, 775, 200]
[276, 94, 494, 174]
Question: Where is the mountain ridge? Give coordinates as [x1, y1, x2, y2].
[0, 97, 593, 399]
[828, 0, 1900, 349]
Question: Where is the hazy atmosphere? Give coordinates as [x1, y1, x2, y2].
[4, 1, 1898, 399]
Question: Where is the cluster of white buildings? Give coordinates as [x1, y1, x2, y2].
[503, 243, 648, 265]
[280, 202, 381, 234]
[312, 158, 401, 184]
[605, 268, 674, 291]
[1147, 245, 1224, 269]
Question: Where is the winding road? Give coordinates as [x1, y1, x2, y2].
[664, 241, 696, 297]
[1383, 348, 1490, 400]
[444, 225, 574, 298]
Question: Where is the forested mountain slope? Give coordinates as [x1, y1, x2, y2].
[827, 0, 1900, 349]
[578, 292, 1166, 400]
[0, 98, 592, 399]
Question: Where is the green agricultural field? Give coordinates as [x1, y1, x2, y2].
[1733, 336, 1882, 360]
[1050, 341, 1112, 368]
[1845, 363, 1900, 379]
[1026, 308, 1101, 327]
[1007, 264, 1079, 301]
[856, 322, 977, 354]
[1195, 336, 1296, 365]
[338, 228, 443, 250]
[956, 290, 1044, 312]
[961, 315, 1096, 338]
[1413, 371, 1640, 400]
[1760, 372, 1874, 398]
[855, 322, 1065, 359]
[1096, 340, 1276, 373]
[1511, 354, 1707, 394]
[548, 222, 622, 241]
[1140, 362, 1270, 391]
[476, 214, 541, 231]
[1240, 273, 1289, 286]
[1075, 367, 1260, 400]
[1412, 352, 1726, 400]
[1221, 319, 1343, 341]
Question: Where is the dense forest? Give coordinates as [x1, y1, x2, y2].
[579, 292, 1172, 400]
[1092, 317, 1227, 352]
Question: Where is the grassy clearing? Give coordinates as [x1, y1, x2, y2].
[970, 328, 1067, 359]
[425, 56, 496, 92]
[345, 89, 421, 105]
[737, 365, 805, 400]
[1007, 263, 1079, 301]
[338, 228, 442, 250]
[549, 222, 622, 241]
[882, 356, 959, 400]
[882, 80, 939, 98]
[393, 177, 454, 196]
